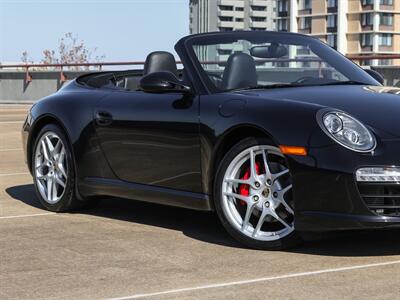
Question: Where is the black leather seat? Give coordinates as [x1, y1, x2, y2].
[143, 51, 178, 76]
[221, 53, 257, 90]
[125, 51, 178, 90]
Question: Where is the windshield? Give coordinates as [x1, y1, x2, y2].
[188, 32, 377, 92]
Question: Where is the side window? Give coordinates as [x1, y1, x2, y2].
[123, 75, 141, 91]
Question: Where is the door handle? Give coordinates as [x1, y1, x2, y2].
[95, 111, 113, 126]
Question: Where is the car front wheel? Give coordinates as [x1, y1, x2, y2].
[214, 137, 301, 250]
[32, 124, 81, 212]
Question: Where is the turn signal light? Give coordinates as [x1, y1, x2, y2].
[279, 145, 307, 156]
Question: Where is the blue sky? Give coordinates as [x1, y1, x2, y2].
[0, 0, 189, 63]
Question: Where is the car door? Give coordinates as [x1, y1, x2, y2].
[94, 89, 202, 193]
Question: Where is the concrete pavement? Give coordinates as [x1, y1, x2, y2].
[1, 104, 400, 299]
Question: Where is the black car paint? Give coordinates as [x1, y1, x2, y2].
[22, 31, 400, 231]
[93, 91, 202, 192]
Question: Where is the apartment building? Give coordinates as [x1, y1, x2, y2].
[276, 0, 400, 65]
[189, 0, 276, 34]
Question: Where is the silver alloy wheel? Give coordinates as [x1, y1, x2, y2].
[34, 131, 68, 204]
[221, 145, 294, 241]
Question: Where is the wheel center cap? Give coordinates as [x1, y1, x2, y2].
[262, 188, 270, 198]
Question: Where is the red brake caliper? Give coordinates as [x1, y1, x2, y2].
[238, 162, 261, 205]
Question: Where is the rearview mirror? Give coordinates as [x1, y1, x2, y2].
[139, 71, 191, 93]
[365, 69, 384, 85]
[250, 43, 288, 58]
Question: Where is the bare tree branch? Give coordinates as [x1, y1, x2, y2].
[22, 33, 105, 70]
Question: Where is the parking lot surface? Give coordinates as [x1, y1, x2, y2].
[1, 104, 400, 299]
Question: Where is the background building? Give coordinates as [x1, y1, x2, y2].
[276, 0, 400, 65]
[189, 0, 400, 66]
[189, 0, 277, 34]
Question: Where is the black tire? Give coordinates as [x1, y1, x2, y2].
[214, 137, 302, 250]
[32, 123, 85, 212]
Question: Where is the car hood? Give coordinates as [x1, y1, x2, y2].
[240, 85, 400, 138]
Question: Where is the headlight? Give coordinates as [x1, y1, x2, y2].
[319, 110, 376, 152]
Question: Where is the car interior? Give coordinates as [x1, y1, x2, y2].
[77, 50, 183, 91]
[221, 53, 257, 90]
[77, 43, 346, 92]
[122, 51, 179, 90]
[198, 43, 350, 89]
[78, 49, 260, 91]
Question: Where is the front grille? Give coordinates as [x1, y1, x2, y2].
[358, 183, 400, 217]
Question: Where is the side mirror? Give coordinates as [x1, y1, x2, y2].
[365, 69, 384, 85]
[139, 71, 191, 93]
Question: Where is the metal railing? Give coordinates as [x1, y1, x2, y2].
[347, 54, 400, 64]
[0, 61, 181, 83]
[1, 54, 399, 83]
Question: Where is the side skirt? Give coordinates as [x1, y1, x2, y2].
[79, 177, 213, 211]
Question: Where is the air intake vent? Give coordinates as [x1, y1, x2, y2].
[358, 183, 400, 217]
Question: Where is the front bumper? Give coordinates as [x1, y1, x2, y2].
[289, 138, 400, 232]
[296, 211, 400, 232]
[21, 113, 32, 174]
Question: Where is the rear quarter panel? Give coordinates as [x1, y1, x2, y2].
[28, 81, 116, 183]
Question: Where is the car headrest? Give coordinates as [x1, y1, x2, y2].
[221, 53, 257, 90]
[143, 51, 178, 77]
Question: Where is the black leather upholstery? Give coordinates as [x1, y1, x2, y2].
[221, 53, 257, 90]
[143, 51, 178, 76]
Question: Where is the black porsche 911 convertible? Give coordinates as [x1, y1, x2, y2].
[22, 31, 400, 249]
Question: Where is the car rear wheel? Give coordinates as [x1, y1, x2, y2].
[214, 137, 301, 250]
[32, 124, 82, 212]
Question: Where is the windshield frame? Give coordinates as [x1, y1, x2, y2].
[178, 31, 379, 94]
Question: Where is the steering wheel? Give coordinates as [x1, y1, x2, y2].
[206, 72, 223, 81]
[292, 76, 317, 85]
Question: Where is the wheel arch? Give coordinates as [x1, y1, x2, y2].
[207, 124, 279, 204]
[27, 114, 73, 174]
